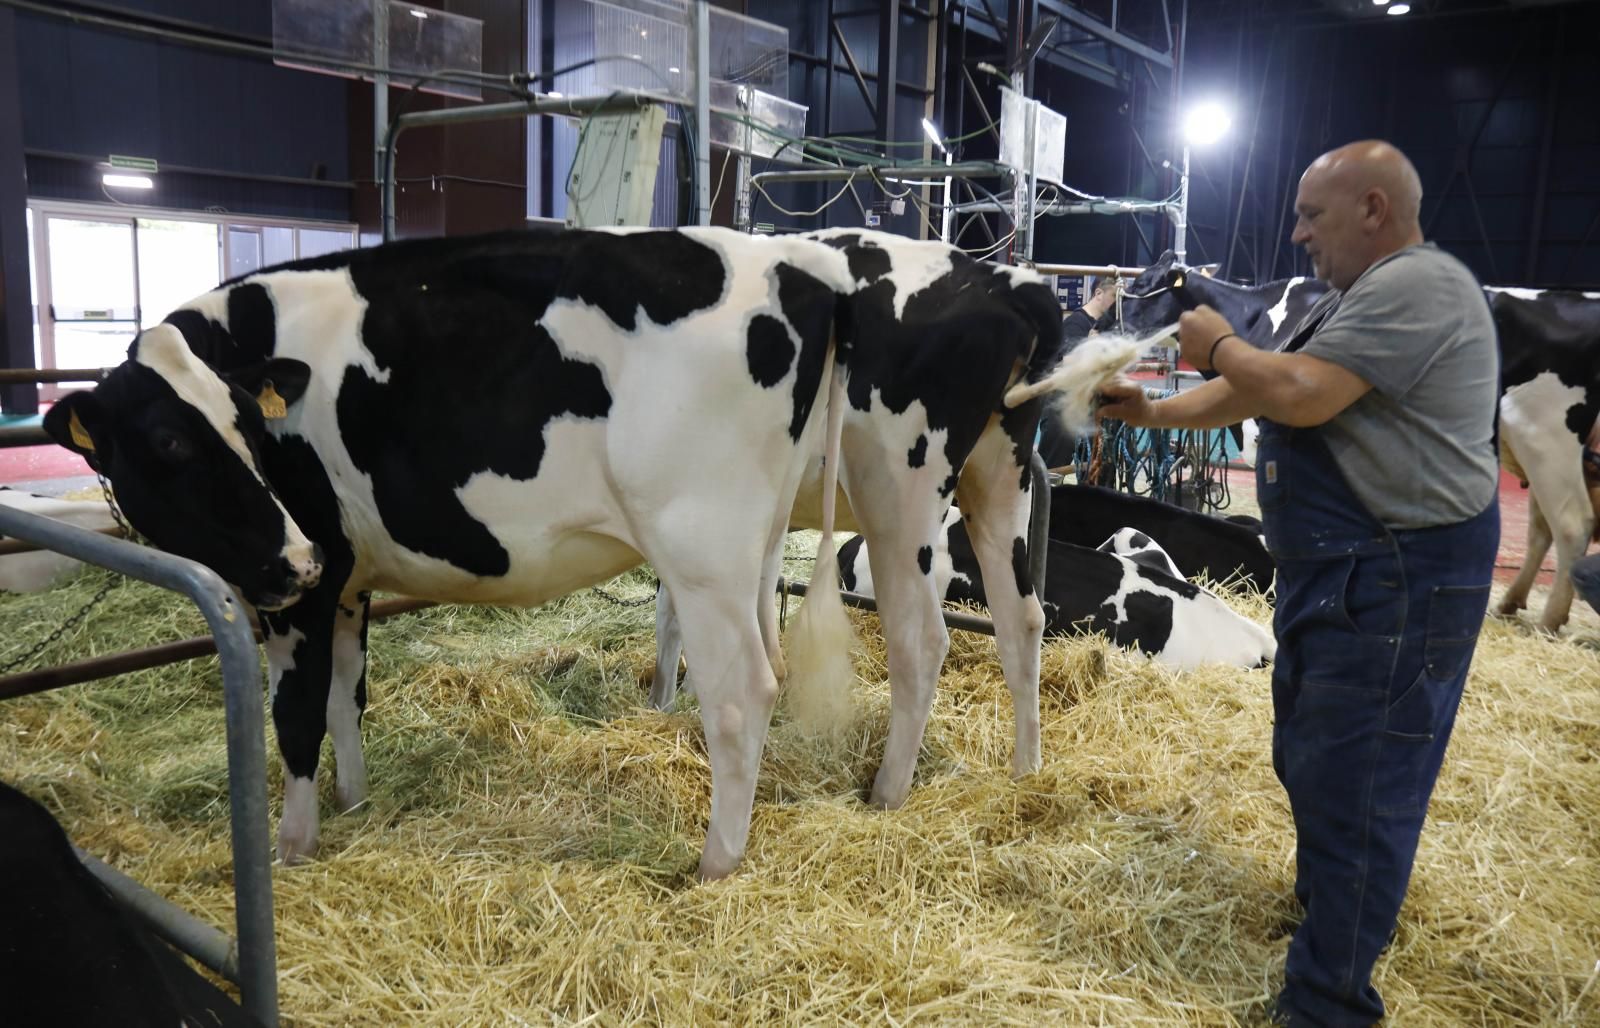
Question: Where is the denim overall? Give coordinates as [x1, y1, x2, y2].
[1257, 418, 1498, 1025]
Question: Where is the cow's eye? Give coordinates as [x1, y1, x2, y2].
[150, 427, 193, 462]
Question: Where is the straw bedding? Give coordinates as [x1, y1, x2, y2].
[1, 539, 1596, 1026]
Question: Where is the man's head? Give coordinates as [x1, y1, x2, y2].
[1290, 140, 1424, 290]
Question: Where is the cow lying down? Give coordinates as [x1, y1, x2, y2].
[0, 488, 118, 593]
[838, 508, 1276, 670]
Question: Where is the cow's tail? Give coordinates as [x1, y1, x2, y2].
[1002, 330, 1170, 432]
[784, 348, 857, 735]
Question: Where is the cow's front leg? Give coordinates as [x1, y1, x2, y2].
[329, 590, 371, 812]
[649, 582, 685, 711]
[262, 583, 343, 863]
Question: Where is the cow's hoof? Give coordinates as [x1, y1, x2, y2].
[696, 855, 739, 882]
[335, 781, 368, 814]
[1495, 598, 1526, 617]
[867, 782, 910, 811]
[276, 831, 319, 865]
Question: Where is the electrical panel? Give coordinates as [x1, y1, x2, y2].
[565, 104, 668, 229]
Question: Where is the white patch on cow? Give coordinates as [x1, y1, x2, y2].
[0, 490, 118, 593]
[329, 604, 368, 812]
[263, 625, 305, 705]
[278, 774, 319, 862]
[1266, 277, 1310, 334]
[1486, 286, 1546, 301]
[136, 324, 261, 477]
[136, 317, 323, 587]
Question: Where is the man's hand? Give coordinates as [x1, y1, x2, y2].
[1177, 305, 1238, 371]
[1095, 377, 1157, 427]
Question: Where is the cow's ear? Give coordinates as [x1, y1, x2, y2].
[227, 359, 312, 420]
[42, 392, 107, 470]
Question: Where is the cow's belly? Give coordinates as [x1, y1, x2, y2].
[363, 528, 644, 606]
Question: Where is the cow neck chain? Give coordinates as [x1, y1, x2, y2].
[0, 476, 137, 677]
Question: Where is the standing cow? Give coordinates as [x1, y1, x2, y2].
[652, 228, 1067, 809]
[43, 227, 865, 880]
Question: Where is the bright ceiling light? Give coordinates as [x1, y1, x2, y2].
[921, 117, 947, 155]
[1182, 102, 1232, 146]
[1387, 2, 1411, 12]
[668, 66, 680, 74]
[1371, 0, 1389, 5]
[102, 173, 154, 189]
[409, 8, 428, 19]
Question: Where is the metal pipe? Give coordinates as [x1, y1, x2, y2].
[694, 1, 711, 225]
[77, 851, 239, 982]
[0, 526, 123, 557]
[0, 597, 436, 700]
[0, 425, 51, 448]
[779, 579, 999, 637]
[0, 505, 277, 1026]
[382, 92, 664, 241]
[751, 161, 999, 186]
[1030, 262, 1146, 277]
[0, 367, 112, 384]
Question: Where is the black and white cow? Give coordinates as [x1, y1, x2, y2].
[838, 508, 1276, 670]
[1047, 483, 1275, 592]
[1096, 527, 1184, 579]
[1487, 287, 1600, 630]
[42, 227, 869, 880]
[651, 228, 1068, 810]
[1103, 250, 1331, 351]
[0, 488, 119, 593]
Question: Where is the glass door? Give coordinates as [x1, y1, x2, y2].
[39, 215, 141, 387]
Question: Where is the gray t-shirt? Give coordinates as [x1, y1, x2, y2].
[1284, 242, 1500, 530]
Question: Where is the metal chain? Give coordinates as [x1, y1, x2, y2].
[590, 585, 656, 608]
[0, 577, 119, 675]
[0, 477, 136, 676]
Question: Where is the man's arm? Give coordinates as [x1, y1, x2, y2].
[1178, 307, 1373, 427]
[1097, 374, 1263, 430]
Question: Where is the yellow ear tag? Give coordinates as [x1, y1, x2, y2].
[257, 381, 289, 420]
[69, 410, 95, 452]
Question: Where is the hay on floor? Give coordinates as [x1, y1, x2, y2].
[1, 542, 1597, 1026]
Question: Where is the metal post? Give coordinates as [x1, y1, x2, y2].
[0, 506, 277, 1027]
[694, 0, 712, 226]
[1175, 144, 1190, 263]
[1023, 98, 1039, 261]
[940, 150, 954, 243]
[735, 86, 753, 231]
[373, 0, 389, 186]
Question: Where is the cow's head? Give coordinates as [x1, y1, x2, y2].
[43, 323, 324, 610]
[1094, 250, 1184, 336]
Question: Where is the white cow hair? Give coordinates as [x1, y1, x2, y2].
[1003, 330, 1166, 430]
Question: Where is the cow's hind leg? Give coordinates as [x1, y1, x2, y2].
[955, 419, 1047, 779]
[1497, 494, 1549, 617]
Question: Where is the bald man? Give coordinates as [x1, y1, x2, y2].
[1101, 141, 1500, 1026]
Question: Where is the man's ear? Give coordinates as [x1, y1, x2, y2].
[42, 391, 107, 470]
[227, 358, 312, 420]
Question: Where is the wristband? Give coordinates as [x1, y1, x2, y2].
[1207, 332, 1238, 370]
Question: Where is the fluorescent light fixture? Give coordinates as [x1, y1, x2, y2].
[102, 173, 154, 189]
[668, 66, 680, 74]
[921, 117, 947, 154]
[1182, 102, 1232, 146]
[1387, 2, 1410, 12]
[409, 8, 427, 18]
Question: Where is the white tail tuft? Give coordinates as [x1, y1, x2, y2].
[1002, 329, 1180, 430]
[784, 356, 857, 736]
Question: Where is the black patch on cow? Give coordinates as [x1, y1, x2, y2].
[263, 592, 340, 782]
[918, 545, 933, 575]
[907, 434, 927, 468]
[846, 244, 892, 284]
[838, 535, 863, 592]
[1097, 589, 1176, 655]
[746, 314, 796, 388]
[776, 263, 838, 441]
[227, 283, 277, 360]
[1010, 536, 1032, 597]
[830, 241, 1063, 487]
[939, 472, 959, 498]
[1126, 530, 1152, 549]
